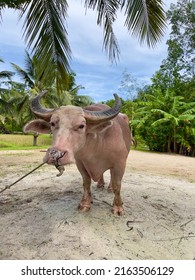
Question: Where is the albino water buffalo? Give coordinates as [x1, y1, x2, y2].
[24, 91, 131, 215]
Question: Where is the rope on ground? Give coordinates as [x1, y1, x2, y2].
[0, 162, 46, 194]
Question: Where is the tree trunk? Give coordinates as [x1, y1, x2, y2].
[167, 135, 171, 153]
[179, 144, 183, 155]
[173, 125, 177, 153]
[33, 133, 39, 146]
[192, 145, 195, 157]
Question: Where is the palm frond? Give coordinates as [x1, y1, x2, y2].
[151, 109, 179, 124]
[11, 63, 34, 88]
[151, 118, 170, 127]
[179, 114, 195, 121]
[0, 70, 14, 80]
[85, 0, 120, 62]
[20, 0, 71, 86]
[0, 87, 9, 94]
[16, 95, 30, 115]
[122, 0, 166, 47]
[0, 8, 3, 23]
[24, 50, 34, 79]
[0, 98, 9, 107]
[180, 102, 195, 112]
[73, 94, 94, 106]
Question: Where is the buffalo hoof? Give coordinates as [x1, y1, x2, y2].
[107, 186, 113, 193]
[78, 203, 91, 212]
[96, 182, 104, 189]
[112, 206, 125, 216]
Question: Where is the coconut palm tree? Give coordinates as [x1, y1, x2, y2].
[0, 58, 14, 86]
[0, 0, 166, 90]
[11, 51, 91, 104]
[11, 50, 51, 92]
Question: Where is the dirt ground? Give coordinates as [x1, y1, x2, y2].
[0, 149, 195, 260]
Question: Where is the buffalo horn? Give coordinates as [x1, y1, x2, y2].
[30, 90, 55, 121]
[83, 93, 122, 123]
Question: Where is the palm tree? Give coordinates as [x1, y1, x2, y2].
[0, 0, 166, 90]
[11, 50, 51, 92]
[46, 85, 93, 108]
[11, 51, 46, 142]
[0, 58, 14, 86]
[11, 51, 92, 104]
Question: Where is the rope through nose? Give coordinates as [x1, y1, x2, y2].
[49, 150, 65, 164]
[48, 149, 66, 177]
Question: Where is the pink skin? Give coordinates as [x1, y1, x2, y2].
[24, 105, 131, 215]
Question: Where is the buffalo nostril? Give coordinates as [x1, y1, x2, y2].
[48, 148, 67, 162]
[60, 151, 66, 158]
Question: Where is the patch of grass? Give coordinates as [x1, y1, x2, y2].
[0, 134, 51, 150]
[0, 141, 13, 148]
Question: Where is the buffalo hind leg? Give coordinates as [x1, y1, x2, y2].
[97, 175, 105, 189]
[97, 171, 113, 192]
[107, 172, 113, 192]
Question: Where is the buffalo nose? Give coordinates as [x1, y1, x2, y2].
[48, 148, 66, 163]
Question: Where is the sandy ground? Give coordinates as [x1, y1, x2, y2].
[0, 149, 195, 260]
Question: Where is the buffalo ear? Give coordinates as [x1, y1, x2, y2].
[23, 119, 51, 134]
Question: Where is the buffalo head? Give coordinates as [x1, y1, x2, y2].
[24, 91, 122, 166]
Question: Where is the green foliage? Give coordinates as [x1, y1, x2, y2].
[166, 0, 195, 79]
[132, 88, 195, 154]
[0, 82, 32, 132]
[137, 122, 169, 152]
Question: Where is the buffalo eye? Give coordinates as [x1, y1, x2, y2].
[78, 124, 85, 129]
[50, 122, 55, 127]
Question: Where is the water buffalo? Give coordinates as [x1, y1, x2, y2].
[24, 91, 131, 215]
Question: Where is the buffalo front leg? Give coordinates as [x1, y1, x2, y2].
[110, 168, 125, 215]
[76, 162, 92, 212]
[78, 176, 92, 212]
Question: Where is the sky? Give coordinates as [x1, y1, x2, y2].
[0, 0, 177, 102]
